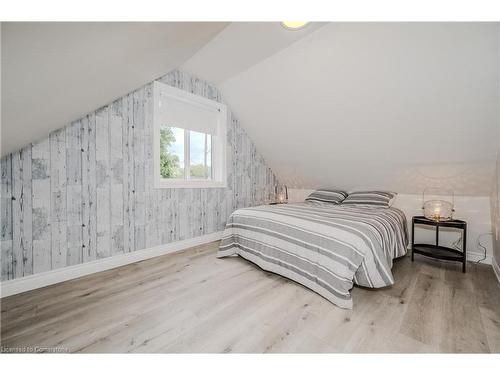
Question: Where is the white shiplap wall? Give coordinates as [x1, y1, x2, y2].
[0, 70, 278, 281]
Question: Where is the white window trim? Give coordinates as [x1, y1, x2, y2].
[153, 81, 227, 189]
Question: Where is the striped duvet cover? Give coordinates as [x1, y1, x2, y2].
[217, 202, 408, 309]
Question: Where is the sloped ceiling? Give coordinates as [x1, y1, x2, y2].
[2, 22, 499, 196]
[1, 22, 227, 156]
[181, 22, 326, 84]
[211, 23, 499, 196]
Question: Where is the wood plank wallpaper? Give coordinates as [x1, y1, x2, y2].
[0, 70, 278, 281]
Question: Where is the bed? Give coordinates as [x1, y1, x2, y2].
[217, 201, 408, 309]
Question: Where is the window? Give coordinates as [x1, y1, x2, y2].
[153, 81, 227, 188]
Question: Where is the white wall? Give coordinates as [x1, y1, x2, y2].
[490, 24, 500, 279]
[289, 189, 493, 263]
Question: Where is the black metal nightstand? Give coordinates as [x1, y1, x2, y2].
[411, 216, 467, 273]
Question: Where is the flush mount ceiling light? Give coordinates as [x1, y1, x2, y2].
[281, 21, 309, 30]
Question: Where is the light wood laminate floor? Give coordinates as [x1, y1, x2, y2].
[1, 241, 500, 353]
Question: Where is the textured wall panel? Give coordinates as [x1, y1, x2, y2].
[0, 70, 278, 281]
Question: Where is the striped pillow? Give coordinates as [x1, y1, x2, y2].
[342, 191, 396, 207]
[305, 189, 348, 205]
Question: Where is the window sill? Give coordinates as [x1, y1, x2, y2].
[155, 180, 227, 189]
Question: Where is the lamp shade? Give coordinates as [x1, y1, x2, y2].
[422, 188, 454, 221]
[423, 199, 453, 221]
[274, 185, 288, 204]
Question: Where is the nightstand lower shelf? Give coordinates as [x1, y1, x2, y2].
[412, 244, 464, 262]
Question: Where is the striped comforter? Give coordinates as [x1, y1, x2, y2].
[217, 202, 408, 309]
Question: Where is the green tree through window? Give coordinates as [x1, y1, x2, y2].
[159, 127, 182, 178]
[190, 163, 210, 179]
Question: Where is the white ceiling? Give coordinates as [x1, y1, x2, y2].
[215, 23, 499, 195]
[181, 22, 325, 84]
[1, 22, 227, 156]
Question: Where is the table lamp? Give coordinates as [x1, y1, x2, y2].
[422, 188, 454, 222]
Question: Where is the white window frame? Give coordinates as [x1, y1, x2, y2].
[153, 81, 227, 189]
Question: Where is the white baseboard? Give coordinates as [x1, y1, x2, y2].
[0, 231, 223, 298]
[492, 257, 500, 285]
